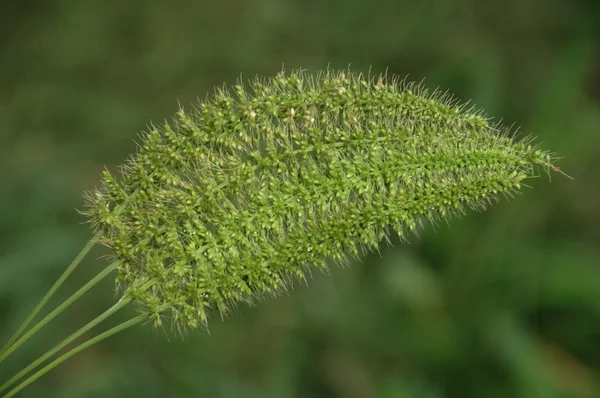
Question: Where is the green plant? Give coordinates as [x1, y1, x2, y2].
[0, 68, 564, 397]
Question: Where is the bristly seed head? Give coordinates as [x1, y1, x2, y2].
[83, 68, 560, 332]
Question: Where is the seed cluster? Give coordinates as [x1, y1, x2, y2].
[85, 69, 556, 330]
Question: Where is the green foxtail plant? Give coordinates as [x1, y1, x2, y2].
[0, 68, 565, 397]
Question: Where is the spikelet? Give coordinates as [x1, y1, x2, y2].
[84, 68, 558, 331]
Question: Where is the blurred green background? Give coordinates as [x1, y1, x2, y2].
[1, 1, 599, 397]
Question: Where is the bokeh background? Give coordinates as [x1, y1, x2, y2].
[1, 1, 599, 397]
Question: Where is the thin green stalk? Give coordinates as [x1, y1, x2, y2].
[0, 296, 132, 394]
[2, 314, 146, 398]
[0, 260, 118, 364]
[0, 232, 102, 356]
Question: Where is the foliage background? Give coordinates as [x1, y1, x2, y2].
[1, 1, 599, 397]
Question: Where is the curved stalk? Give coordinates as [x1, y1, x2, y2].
[0, 260, 118, 364]
[0, 296, 132, 394]
[0, 232, 102, 356]
[2, 314, 146, 398]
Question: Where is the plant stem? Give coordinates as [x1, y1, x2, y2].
[0, 232, 102, 357]
[2, 314, 146, 398]
[0, 296, 132, 394]
[0, 260, 118, 364]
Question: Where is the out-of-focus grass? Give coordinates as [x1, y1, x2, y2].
[1, 1, 599, 397]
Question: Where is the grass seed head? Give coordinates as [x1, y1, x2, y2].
[83, 68, 559, 331]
